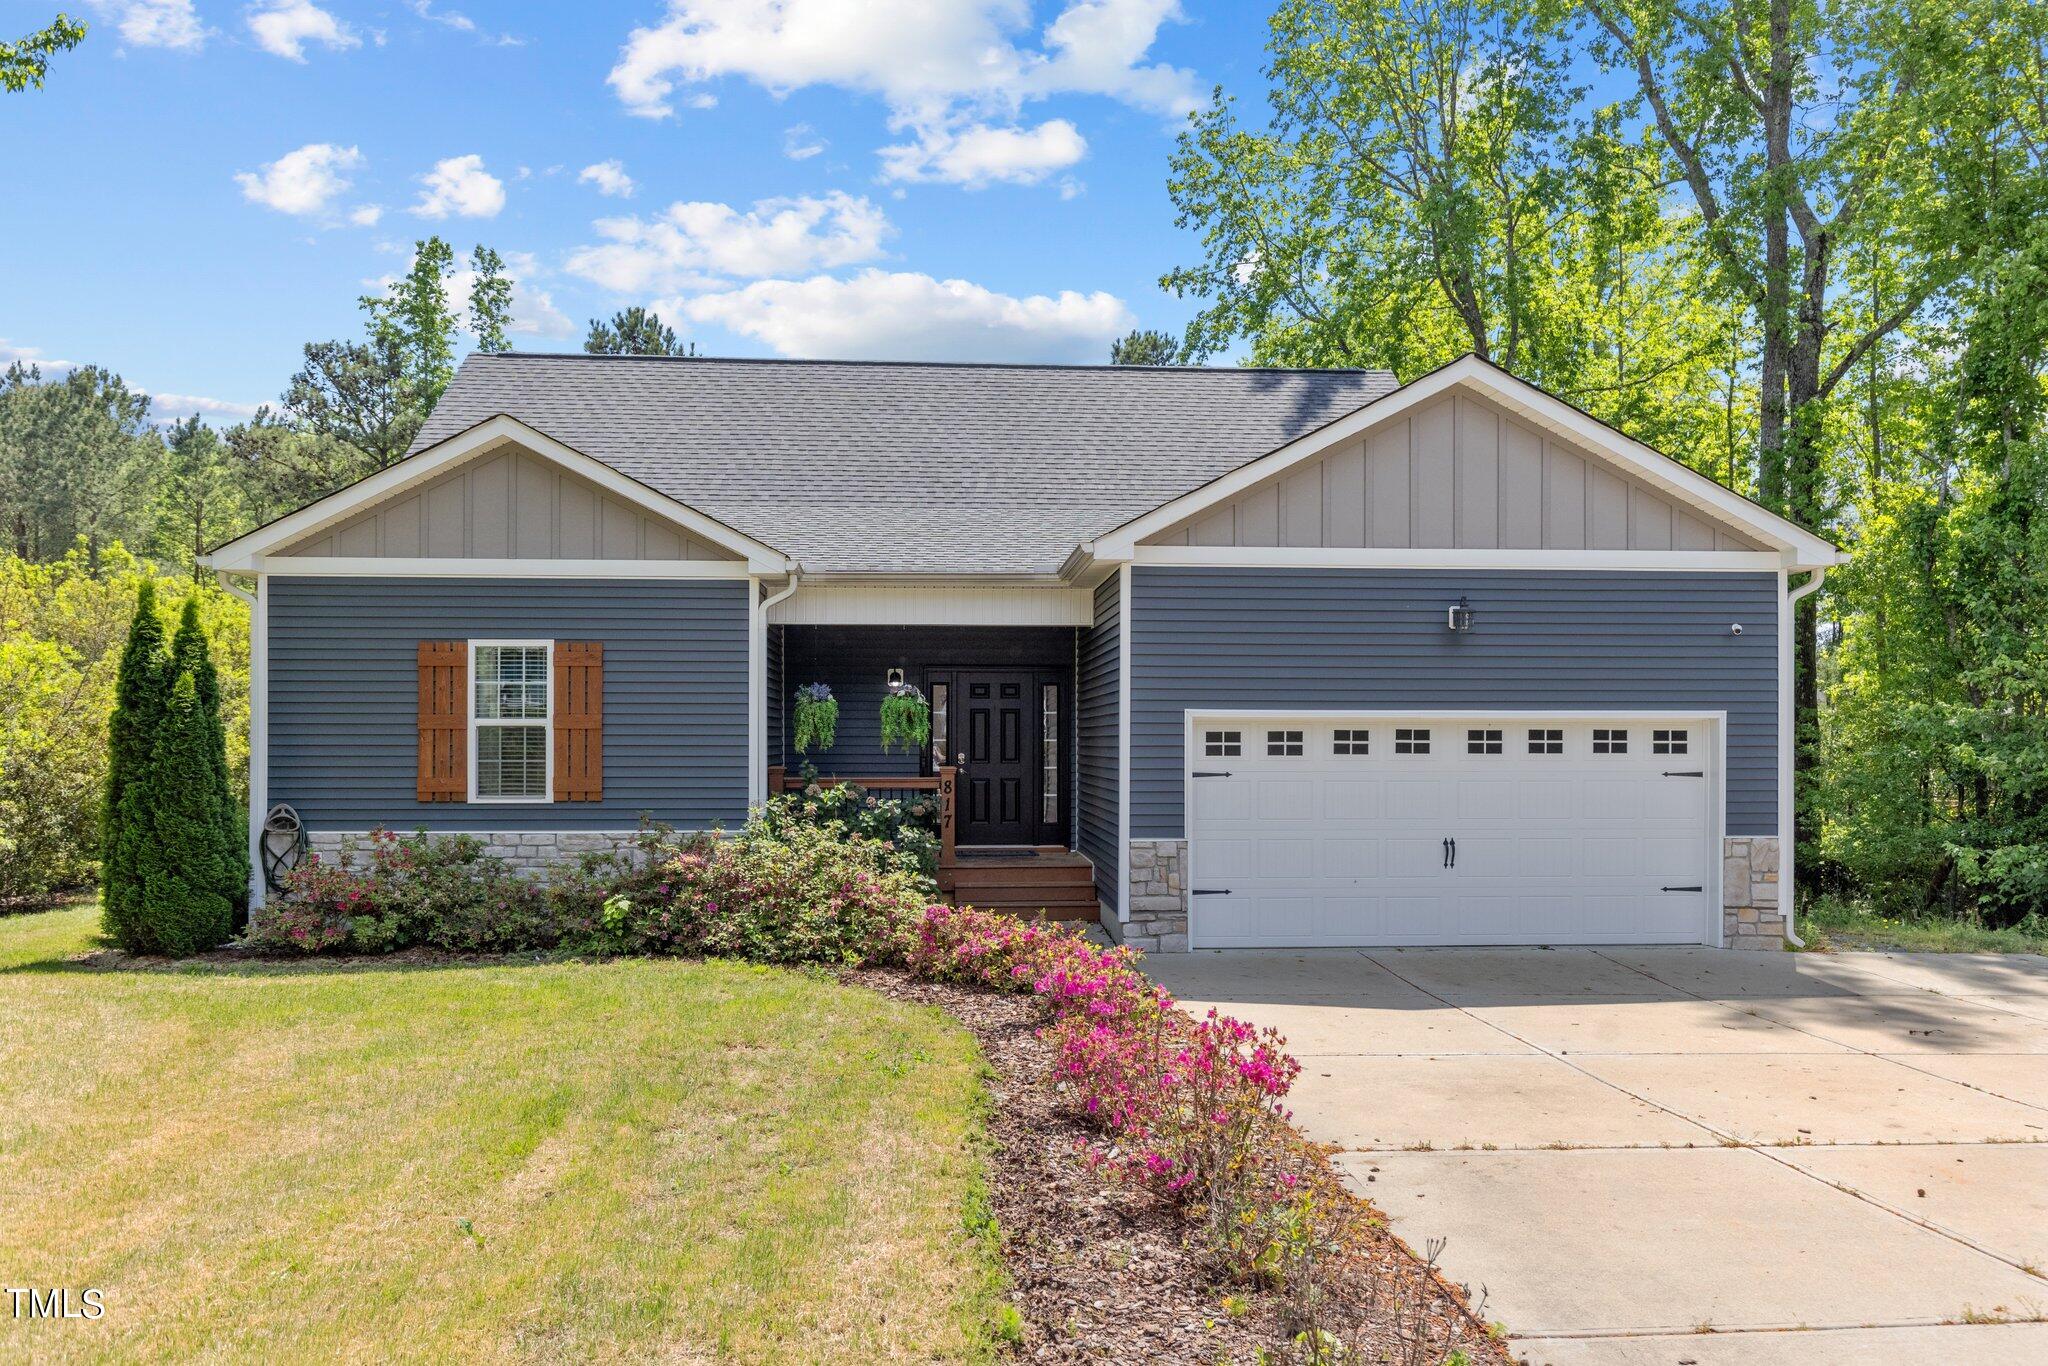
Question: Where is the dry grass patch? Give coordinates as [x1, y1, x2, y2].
[0, 902, 1005, 1363]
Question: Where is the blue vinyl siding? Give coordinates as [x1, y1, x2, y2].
[1077, 575, 1121, 907]
[268, 577, 750, 830]
[1130, 567, 1779, 837]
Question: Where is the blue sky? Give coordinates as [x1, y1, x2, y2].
[2, 0, 1281, 423]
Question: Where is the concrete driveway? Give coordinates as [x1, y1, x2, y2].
[1146, 946, 2048, 1365]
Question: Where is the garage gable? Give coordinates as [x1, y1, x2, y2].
[1144, 389, 1763, 553]
[1091, 355, 1842, 568]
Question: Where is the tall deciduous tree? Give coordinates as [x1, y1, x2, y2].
[1582, 0, 2020, 860]
[1, 12, 84, 93]
[1163, 0, 1740, 474]
[467, 245, 514, 354]
[584, 307, 694, 357]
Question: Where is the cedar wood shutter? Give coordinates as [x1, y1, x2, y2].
[554, 641, 603, 802]
[416, 641, 468, 801]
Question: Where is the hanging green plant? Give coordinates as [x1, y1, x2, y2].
[879, 681, 931, 755]
[792, 682, 838, 755]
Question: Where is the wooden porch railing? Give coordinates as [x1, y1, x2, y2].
[766, 764, 957, 886]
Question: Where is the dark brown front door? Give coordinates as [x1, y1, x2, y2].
[955, 671, 1036, 845]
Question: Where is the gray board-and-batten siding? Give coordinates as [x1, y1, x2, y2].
[1126, 567, 1779, 839]
[267, 577, 751, 830]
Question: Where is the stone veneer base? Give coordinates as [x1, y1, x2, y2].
[1722, 835, 1787, 950]
[303, 830, 642, 876]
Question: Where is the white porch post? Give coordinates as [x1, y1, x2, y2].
[247, 572, 269, 914]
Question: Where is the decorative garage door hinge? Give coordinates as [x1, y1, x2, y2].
[1191, 888, 1233, 896]
[1661, 770, 1705, 777]
[1192, 771, 1233, 778]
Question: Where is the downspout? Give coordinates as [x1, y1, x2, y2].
[1780, 565, 1829, 948]
[755, 568, 802, 802]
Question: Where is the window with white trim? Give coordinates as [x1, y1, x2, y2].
[1653, 728, 1689, 754]
[1204, 729, 1241, 757]
[1592, 727, 1628, 755]
[472, 641, 552, 800]
[1394, 727, 1431, 755]
[1333, 728, 1369, 755]
[1267, 729, 1304, 757]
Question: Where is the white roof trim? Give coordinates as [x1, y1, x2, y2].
[1089, 356, 1845, 569]
[204, 413, 791, 575]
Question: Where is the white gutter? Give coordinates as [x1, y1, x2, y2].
[1779, 565, 1830, 948]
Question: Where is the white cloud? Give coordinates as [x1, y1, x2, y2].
[246, 0, 358, 60]
[0, 338, 80, 376]
[782, 124, 826, 161]
[412, 154, 506, 219]
[86, 0, 207, 51]
[879, 117, 1085, 187]
[405, 0, 524, 47]
[147, 392, 263, 422]
[578, 160, 636, 198]
[234, 142, 364, 216]
[566, 191, 891, 293]
[606, 0, 1196, 188]
[674, 268, 1133, 362]
[349, 203, 384, 226]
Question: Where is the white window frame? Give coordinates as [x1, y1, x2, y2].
[468, 638, 554, 804]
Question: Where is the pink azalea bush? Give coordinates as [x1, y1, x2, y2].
[900, 904, 1305, 1276]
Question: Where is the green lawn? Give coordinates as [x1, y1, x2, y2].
[0, 901, 1008, 1362]
[1803, 897, 2048, 956]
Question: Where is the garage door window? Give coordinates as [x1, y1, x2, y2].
[1394, 727, 1431, 755]
[1593, 728, 1629, 754]
[1203, 729, 1241, 757]
[1266, 729, 1304, 757]
[1528, 727, 1563, 754]
[1466, 728, 1504, 755]
[1653, 728, 1689, 754]
[1333, 728, 1369, 755]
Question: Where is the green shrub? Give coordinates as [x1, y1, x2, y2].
[100, 580, 169, 943]
[170, 596, 247, 915]
[756, 787, 940, 876]
[246, 828, 596, 955]
[123, 671, 236, 954]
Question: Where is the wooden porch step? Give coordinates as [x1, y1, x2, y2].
[940, 850, 1100, 920]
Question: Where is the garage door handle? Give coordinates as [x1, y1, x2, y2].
[1192, 888, 1232, 896]
[1193, 770, 1233, 778]
[1660, 885, 1703, 892]
[1662, 770, 1705, 778]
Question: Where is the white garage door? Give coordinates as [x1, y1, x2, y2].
[1187, 716, 1717, 948]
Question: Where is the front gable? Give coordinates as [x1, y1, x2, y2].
[1146, 389, 1763, 553]
[206, 414, 789, 575]
[282, 445, 736, 562]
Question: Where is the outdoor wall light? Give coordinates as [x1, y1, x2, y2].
[1730, 623, 1745, 636]
[886, 667, 905, 687]
[1446, 596, 1475, 632]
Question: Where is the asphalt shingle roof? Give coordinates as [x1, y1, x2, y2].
[410, 354, 1398, 575]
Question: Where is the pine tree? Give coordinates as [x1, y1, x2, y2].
[128, 670, 235, 955]
[170, 595, 247, 915]
[101, 580, 169, 947]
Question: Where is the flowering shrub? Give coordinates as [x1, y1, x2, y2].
[245, 828, 589, 955]
[900, 904, 1304, 1280]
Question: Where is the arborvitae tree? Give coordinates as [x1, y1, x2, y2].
[128, 670, 235, 955]
[170, 595, 247, 914]
[101, 580, 169, 947]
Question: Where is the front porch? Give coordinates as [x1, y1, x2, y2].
[765, 623, 1102, 920]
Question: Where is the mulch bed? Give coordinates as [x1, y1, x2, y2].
[856, 968, 1513, 1365]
